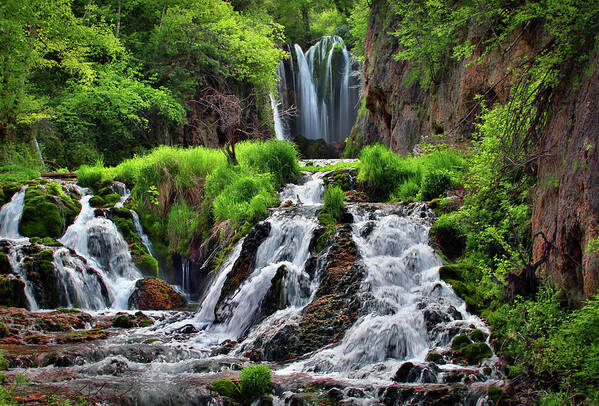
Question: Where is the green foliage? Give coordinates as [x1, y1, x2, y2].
[0, 165, 40, 183]
[420, 169, 453, 201]
[167, 201, 201, 256]
[347, 0, 370, 60]
[323, 185, 345, 222]
[77, 163, 114, 192]
[212, 364, 273, 405]
[237, 140, 300, 188]
[240, 364, 273, 403]
[0, 350, 8, 371]
[358, 144, 464, 201]
[302, 161, 360, 172]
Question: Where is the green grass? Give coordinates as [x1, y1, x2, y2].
[75, 141, 297, 257]
[357, 144, 464, 201]
[323, 185, 345, 222]
[0, 164, 40, 182]
[302, 161, 360, 172]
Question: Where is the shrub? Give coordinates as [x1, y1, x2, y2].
[419, 169, 453, 200]
[0, 350, 8, 371]
[323, 185, 345, 222]
[358, 144, 405, 200]
[429, 212, 466, 260]
[393, 178, 420, 201]
[167, 201, 200, 255]
[240, 364, 273, 403]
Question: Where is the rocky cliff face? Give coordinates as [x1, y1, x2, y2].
[361, 0, 599, 302]
[361, 0, 537, 152]
[532, 51, 599, 304]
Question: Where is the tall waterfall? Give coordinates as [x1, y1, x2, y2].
[272, 36, 360, 144]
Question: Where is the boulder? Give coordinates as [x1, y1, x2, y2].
[128, 278, 186, 310]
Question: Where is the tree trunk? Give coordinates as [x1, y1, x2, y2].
[115, 0, 121, 38]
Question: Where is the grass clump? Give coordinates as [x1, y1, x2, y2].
[0, 164, 40, 183]
[323, 185, 345, 222]
[237, 140, 299, 188]
[357, 144, 464, 201]
[212, 364, 273, 405]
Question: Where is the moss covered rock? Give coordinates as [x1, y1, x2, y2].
[0, 274, 27, 308]
[108, 208, 158, 277]
[0, 252, 10, 275]
[19, 182, 81, 239]
[0, 181, 22, 207]
[128, 278, 186, 310]
[460, 342, 493, 364]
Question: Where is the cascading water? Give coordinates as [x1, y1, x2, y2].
[0, 186, 28, 239]
[132, 210, 153, 256]
[59, 192, 142, 309]
[282, 204, 489, 382]
[272, 36, 360, 144]
[4, 241, 38, 310]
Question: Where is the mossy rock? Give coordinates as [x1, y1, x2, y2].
[134, 254, 159, 278]
[470, 328, 486, 342]
[19, 183, 81, 239]
[429, 216, 466, 260]
[0, 321, 10, 338]
[0, 181, 22, 206]
[460, 342, 492, 364]
[35, 249, 60, 307]
[425, 351, 445, 364]
[0, 253, 10, 275]
[112, 314, 135, 328]
[451, 334, 472, 351]
[90, 193, 121, 208]
[487, 385, 503, 402]
[0, 274, 27, 308]
[29, 237, 62, 247]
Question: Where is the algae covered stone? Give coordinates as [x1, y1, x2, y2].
[19, 182, 81, 239]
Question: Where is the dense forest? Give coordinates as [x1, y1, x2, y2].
[1, 0, 599, 405]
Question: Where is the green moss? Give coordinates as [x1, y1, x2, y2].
[470, 328, 485, 342]
[0, 253, 10, 275]
[487, 385, 503, 402]
[0, 181, 21, 207]
[90, 193, 120, 208]
[0, 350, 8, 371]
[134, 254, 159, 278]
[451, 334, 472, 351]
[110, 209, 158, 277]
[425, 351, 443, 363]
[460, 342, 492, 364]
[36, 249, 59, 306]
[19, 183, 81, 239]
[0, 275, 27, 308]
[112, 315, 134, 328]
[0, 322, 9, 338]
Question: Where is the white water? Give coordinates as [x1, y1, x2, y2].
[278, 36, 359, 144]
[270, 93, 286, 140]
[113, 182, 131, 208]
[59, 193, 142, 309]
[0, 186, 28, 238]
[278, 172, 326, 206]
[5, 240, 38, 310]
[281, 204, 487, 382]
[132, 211, 153, 256]
[52, 247, 108, 310]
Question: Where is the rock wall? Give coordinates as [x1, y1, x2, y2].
[361, 0, 599, 302]
[532, 50, 599, 304]
[361, 0, 538, 152]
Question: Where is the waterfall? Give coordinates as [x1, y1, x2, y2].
[0, 186, 28, 239]
[59, 193, 142, 309]
[5, 241, 38, 310]
[278, 172, 326, 205]
[270, 93, 286, 140]
[52, 247, 108, 310]
[181, 257, 191, 294]
[282, 204, 487, 381]
[112, 182, 131, 208]
[275, 36, 360, 145]
[131, 211, 153, 256]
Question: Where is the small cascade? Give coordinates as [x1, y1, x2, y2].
[278, 172, 326, 205]
[181, 257, 191, 294]
[283, 204, 488, 381]
[52, 247, 108, 310]
[59, 193, 142, 309]
[0, 186, 28, 239]
[112, 182, 131, 208]
[274, 36, 360, 144]
[4, 241, 38, 310]
[270, 93, 286, 140]
[131, 211, 153, 256]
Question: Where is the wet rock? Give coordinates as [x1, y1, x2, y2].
[327, 387, 345, 401]
[210, 339, 237, 356]
[175, 324, 199, 335]
[380, 384, 466, 406]
[392, 362, 439, 383]
[0, 274, 27, 308]
[215, 221, 271, 321]
[128, 278, 186, 310]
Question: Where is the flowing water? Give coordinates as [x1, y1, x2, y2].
[0, 173, 499, 404]
[272, 36, 360, 144]
[0, 186, 28, 239]
[59, 193, 142, 309]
